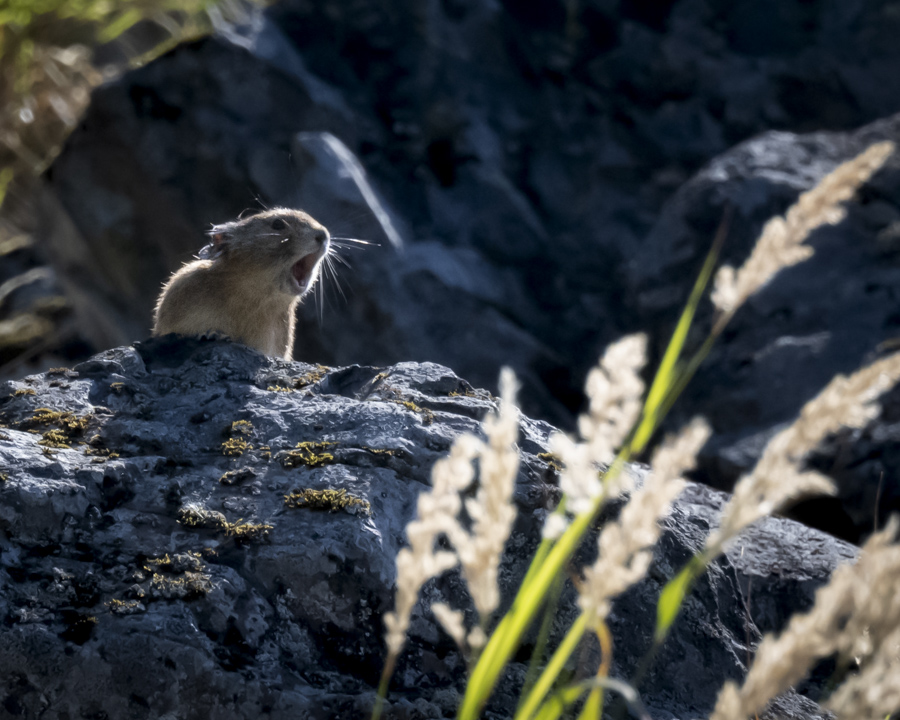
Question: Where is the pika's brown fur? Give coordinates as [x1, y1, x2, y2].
[152, 208, 330, 360]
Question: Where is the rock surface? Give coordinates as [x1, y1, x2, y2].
[0, 340, 853, 718]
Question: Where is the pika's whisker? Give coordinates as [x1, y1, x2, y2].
[321, 282, 327, 324]
[330, 237, 380, 247]
[330, 252, 352, 269]
[324, 256, 348, 303]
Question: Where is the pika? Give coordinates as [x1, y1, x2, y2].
[152, 208, 330, 360]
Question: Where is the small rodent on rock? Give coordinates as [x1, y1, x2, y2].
[152, 208, 331, 360]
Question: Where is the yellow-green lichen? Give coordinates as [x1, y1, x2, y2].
[282, 441, 337, 469]
[139, 552, 213, 600]
[293, 365, 329, 388]
[448, 388, 478, 398]
[221, 420, 254, 455]
[144, 552, 203, 574]
[22, 407, 91, 434]
[106, 598, 145, 615]
[176, 507, 271, 544]
[12, 387, 35, 397]
[267, 385, 294, 392]
[538, 452, 563, 473]
[177, 505, 226, 529]
[109, 382, 126, 393]
[0, 472, 7, 483]
[222, 520, 273, 543]
[82, 445, 120, 461]
[361, 446, 402, 457]
[84, 433, 119, 461]
[230, 420, 254, 435]
[284, 488, 370, 514]
[149, 571, 212, 600]
[39, 428, 71, 448]
[394, 399, 435, 425]
[221, 438, 251, 456]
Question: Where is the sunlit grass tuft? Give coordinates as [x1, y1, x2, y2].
[375, 140, 898, 720]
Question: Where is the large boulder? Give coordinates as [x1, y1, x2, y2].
[0, 339, 854, 718]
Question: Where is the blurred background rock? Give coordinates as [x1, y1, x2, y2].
[0, 0, 249, 377]
[3, 0, 900, 544]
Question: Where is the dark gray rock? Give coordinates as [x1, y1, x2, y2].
[0, 340, 852, 718]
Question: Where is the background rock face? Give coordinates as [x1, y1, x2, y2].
[0, 341, 852, 719]
[635, 119, 900, 543]
[32, 0, 900, 541]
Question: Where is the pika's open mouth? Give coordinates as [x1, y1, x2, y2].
[290, 252, 322, 294]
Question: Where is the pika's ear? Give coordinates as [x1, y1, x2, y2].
[208, 224, 230, 245]
[200, 222, 235, 260]
[207, 220, 239, 247]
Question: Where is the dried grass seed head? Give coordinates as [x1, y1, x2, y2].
[453, 368, 521, 619]
[711, 141, 895, 314]
[710, 351, 900, 550]
[711, 519, 900, 720]
[578, 417, 710, 621]
[549, 333, 648, 523]
[383, 435, 480, 657]
[825, 625, 900, 719]
[431, 602, 467, 650]
[384, 368, 523, 657]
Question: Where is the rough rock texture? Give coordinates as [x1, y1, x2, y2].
[0, 340, 853, 719]
[32, 1, 900, 542]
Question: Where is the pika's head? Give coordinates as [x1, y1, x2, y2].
[201, 208, 330, 296]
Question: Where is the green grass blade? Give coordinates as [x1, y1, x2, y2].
[459, 505, 598, 720]
[533, 685, 586, 720]
[517, 572, 566, 714]
[458, 216, 727, 718]
[630, 219, 727, 453]
[654, 555, 706, 643]
[96, 8, 142, 42]
[461, 457, 632, 718]
[575, 687, 602, 720]
[514, 612, 588, 720]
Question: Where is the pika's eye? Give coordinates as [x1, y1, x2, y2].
[271, 218, 287, 230]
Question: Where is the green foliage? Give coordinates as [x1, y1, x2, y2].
[655, 555, 707, 643]
[0, 0, 241, 213]
[629, 225, 725, 453]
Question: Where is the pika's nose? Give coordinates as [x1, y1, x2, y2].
[315, 230, 329, 246]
